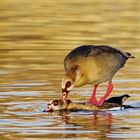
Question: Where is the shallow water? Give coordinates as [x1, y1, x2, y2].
[0, 0, 140, 139]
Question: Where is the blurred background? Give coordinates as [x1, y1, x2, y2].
[0, 0, 140, 139]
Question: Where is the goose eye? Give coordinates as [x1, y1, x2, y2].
[53, 100, 58, 106]
[66, 81, 71, 88]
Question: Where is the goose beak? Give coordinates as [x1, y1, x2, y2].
[61, 88, 69, 101]
[44, 104, 53, 112]
[44, 100, 61, 112]
[61, 79, 74, 101]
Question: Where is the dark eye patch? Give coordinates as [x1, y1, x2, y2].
[66, 81, 71, 88]
[53, 100, 58, 106]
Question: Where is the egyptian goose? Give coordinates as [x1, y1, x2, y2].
[45, 94, 131, 112]
[61, 45, 134, 106]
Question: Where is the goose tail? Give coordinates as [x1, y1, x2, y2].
[126, 52, 135, 58]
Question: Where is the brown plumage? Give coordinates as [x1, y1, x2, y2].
[45, 94, 132, 112]
[61, 45, 134, 106]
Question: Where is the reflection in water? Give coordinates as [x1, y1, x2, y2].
[0, 0, 140, 139]
[59, 111, 113, 130]
[46, 111, 114, 139]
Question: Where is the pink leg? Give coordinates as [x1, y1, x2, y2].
[96, 82, 113, 106]
[88, 82, 113, 106]
[89, 84, 98, 103]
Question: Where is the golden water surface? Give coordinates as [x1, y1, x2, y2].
[0, 0, 140, 139]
